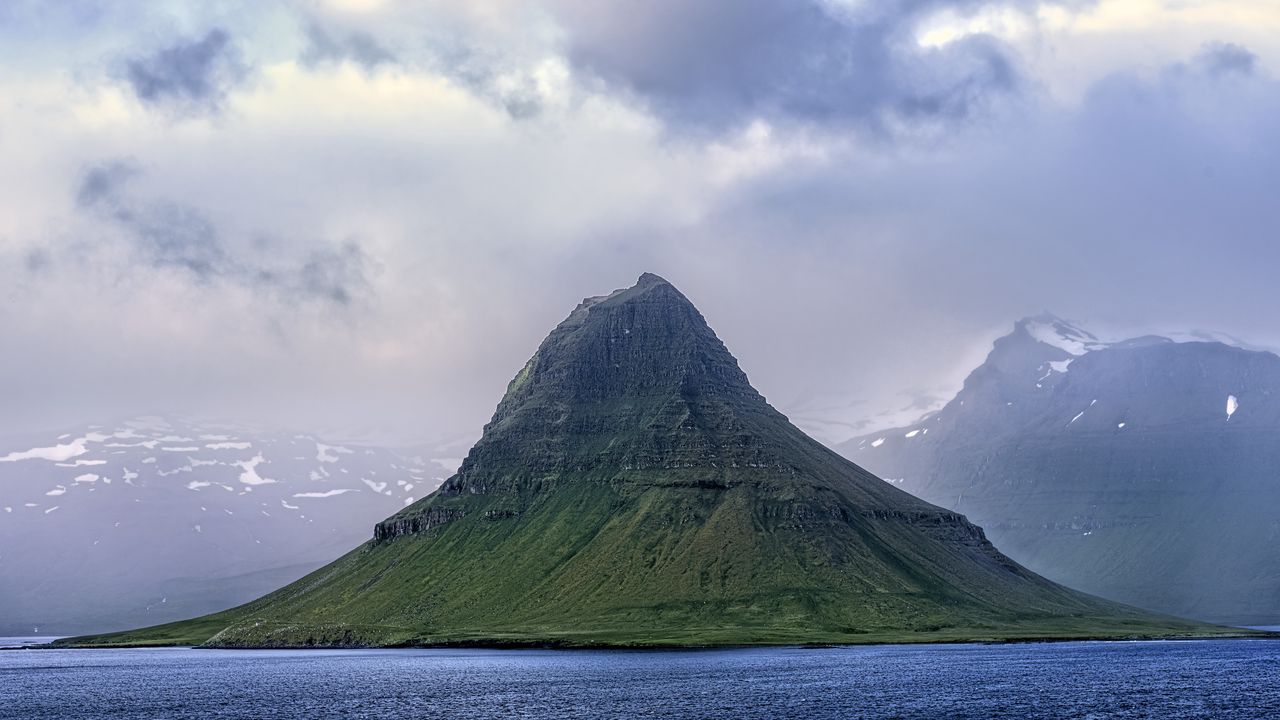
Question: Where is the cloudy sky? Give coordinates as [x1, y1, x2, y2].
[1, 0, 1277, 445]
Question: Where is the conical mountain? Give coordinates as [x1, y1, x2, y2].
[68, 275, 1226, 647]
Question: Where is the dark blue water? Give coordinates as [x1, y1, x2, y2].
[3, 640, 1278, 719]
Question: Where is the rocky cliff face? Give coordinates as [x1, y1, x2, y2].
[376, 272, 907, 540]
[450, 273, 778, 474]
[374, 506, 465, 541]
[840, 315, 1280, 624]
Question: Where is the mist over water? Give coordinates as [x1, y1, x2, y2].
[5, 641, 1280, 719]
[0, 637, 61, 650]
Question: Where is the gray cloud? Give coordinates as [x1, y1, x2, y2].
[428, 44, 549, 120]
[496, 82, 545, 120]
[75, 158, 139, 207]
[75, 160, 371, 304]
[23, 248, 50, 274]
[123, 203, 229, 279]
[297, 16, 545, 120]
[301, 22, 397, 71]
[549, 0, 1023, 132]
[76, 159, 230, 280]
[3, 3, 1279, 448]
[293, 242, 372, 307]
[1196, 41, 1257, 78]
[124, 28, 245, 113]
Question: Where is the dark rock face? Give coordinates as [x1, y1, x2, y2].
[840, 315, 1280, 624]
[448, 273, 777, 478]
[374, 507, 466, 541]
[378, 272, 916, 536]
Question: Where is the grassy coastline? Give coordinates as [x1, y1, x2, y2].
[55, 617, 1268, 650]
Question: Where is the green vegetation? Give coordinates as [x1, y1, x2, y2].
[61, 274, 1245, 649]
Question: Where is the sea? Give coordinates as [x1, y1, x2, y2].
[2, 638, 1279, 719]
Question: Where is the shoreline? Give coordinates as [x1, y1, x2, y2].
[27, 628, 1278, 652]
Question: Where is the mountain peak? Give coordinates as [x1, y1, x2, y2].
[564, 272, 688, 325]
[443, 270, 775, 496]
[603, 272, 688, 309]
[1018, 311, 1072, 326]
[1013, 313, 1103, 357]
[635, 271, 671, 287]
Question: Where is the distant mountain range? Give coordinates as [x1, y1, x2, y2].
[0, 416, 457, 634]
[69, 276, 1218, 649]
[839, 314, 1280, 624]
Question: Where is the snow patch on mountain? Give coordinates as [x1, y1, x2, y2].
[0, 437, 90, 463]
[1023, 316, 1105, 356]
[316, 443, 352, 463]
[55, 459, 108, 467]
[0, 415, 460, 631]
[235, 455, 276, 486]
[293, 489, 357, 498]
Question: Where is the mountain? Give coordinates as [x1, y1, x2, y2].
[66, 278, 1224, 648]
[839, 314, 1280, 624]
[0, 416, 455, 634]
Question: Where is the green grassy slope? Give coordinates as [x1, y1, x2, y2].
[63, 477, 1231, 648]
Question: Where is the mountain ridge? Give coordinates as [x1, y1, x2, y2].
[839, 314, 1280, 623]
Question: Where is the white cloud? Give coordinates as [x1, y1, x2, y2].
[0, 0, 1277, 446]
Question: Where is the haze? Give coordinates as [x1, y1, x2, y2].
[2, 0, 1278, 445]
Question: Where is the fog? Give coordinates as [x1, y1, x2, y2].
[2, 0, 1278, 446]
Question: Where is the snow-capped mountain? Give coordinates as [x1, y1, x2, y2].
[0, 416, 459, 634]
[838, 314, 1280, 624]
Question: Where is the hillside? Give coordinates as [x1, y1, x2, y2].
[64, 282, 1228, 648]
